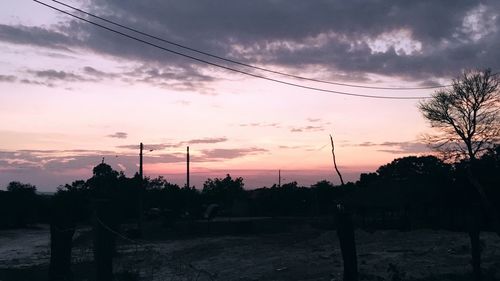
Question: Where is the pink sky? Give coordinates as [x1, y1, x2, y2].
[1, 0, 497, 191]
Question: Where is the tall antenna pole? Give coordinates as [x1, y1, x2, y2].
[187, 146, 190, 188]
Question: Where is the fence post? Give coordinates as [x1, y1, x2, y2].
[49, 201, 75, 281]
[336, 204, 358, 281]
[93, 199, 116, 281]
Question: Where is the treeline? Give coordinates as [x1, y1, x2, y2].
[0, 182, 51, 228]
[1, 146, 499, 230]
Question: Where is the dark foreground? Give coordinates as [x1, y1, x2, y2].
[1, 223, 500, 281]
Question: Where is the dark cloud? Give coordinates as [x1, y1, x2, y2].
[307, 118, 321, 123]
[130, 66, 213, 83]
[199, 148, 268, 160]
[107, 132, 128, 139]
[355, 141, 430, 154]
[117, 137, 228, 151]
[0, 149, 186, 177]
[25, 65, 210, 91]
[77, 0, 500, 78]
[0, 75, 16, 83]
[4, 0, 500, 84]
[29, 69, 89, 82]
[19, 79, 54, 87]
[187, 137, 227, 144]
[117, 143, 180, 151]
[123, 65, 214, 92]
[0, 23, 73, 50]
[15, 149, 115, 154]
[83, 66, 118, 79]
[0, 149, 106, 173]
[13, 69, 95, 88]
[377, 141, 431, 154]
[0, 146, 268, 185]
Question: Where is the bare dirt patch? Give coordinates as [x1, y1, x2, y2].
[1, 225, 499, 280]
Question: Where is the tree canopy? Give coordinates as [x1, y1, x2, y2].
[419, 69, 499, 161]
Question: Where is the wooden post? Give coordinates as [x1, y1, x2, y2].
[138, 142, 143, 234]
[48, 199, 75, 281]
[49, 224, 75, 281]
[336, 205, 358, 281]
[93, 199, 115, 281]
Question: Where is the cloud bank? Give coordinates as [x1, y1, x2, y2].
[1, 0, 499, 88]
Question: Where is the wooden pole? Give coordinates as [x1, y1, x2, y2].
[140, 142, 143, 180]
[336, 207, 358, 281]
[278, 169, 281, 188]
[94, 200, 115, 281]
[49, 199, 75, 281]
[187, 146, 190, 188]
[138, 142, 143, 234]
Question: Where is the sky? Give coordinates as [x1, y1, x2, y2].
[1, 0, 500, 191]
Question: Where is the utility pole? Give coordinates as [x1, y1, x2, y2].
[138, 142, 144, 234]
[278, 169, 281, 188]
[186, 146, 190, 188]
[140, 142, 143, 180]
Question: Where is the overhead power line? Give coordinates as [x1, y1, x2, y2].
[50, 0, 449, 91]
[34, 0, 430, 100]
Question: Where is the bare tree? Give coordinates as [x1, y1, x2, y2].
[419, 69, 499, 281]
[419, 68, 500, 222]
[419, 69, 499, 161]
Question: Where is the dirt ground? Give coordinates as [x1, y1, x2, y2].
[1, 224, 500, 281]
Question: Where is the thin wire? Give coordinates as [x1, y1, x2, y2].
[96, 216, 140, 244]
[34, 0, 429, 100]
[51, 0, 449, 90]
[95, 215, 217, 280]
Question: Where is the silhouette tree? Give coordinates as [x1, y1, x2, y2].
[6, 181, 38, 227]
[380, 156, 453, 228]
[419, 69, 499, 281]
[202, 174, 244, 212]
[87, 162, 120, 197]
[419, 69, 499, 161]
[311, 180, 338, 215]
[7, 181, 37, 193]
[356, 173, 378, 188]
[143, 176, 186, 221]
[376, 156, 451, 184]
[419, 69, 499, 214]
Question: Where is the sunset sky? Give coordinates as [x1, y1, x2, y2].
[1, 0, 499, 191]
